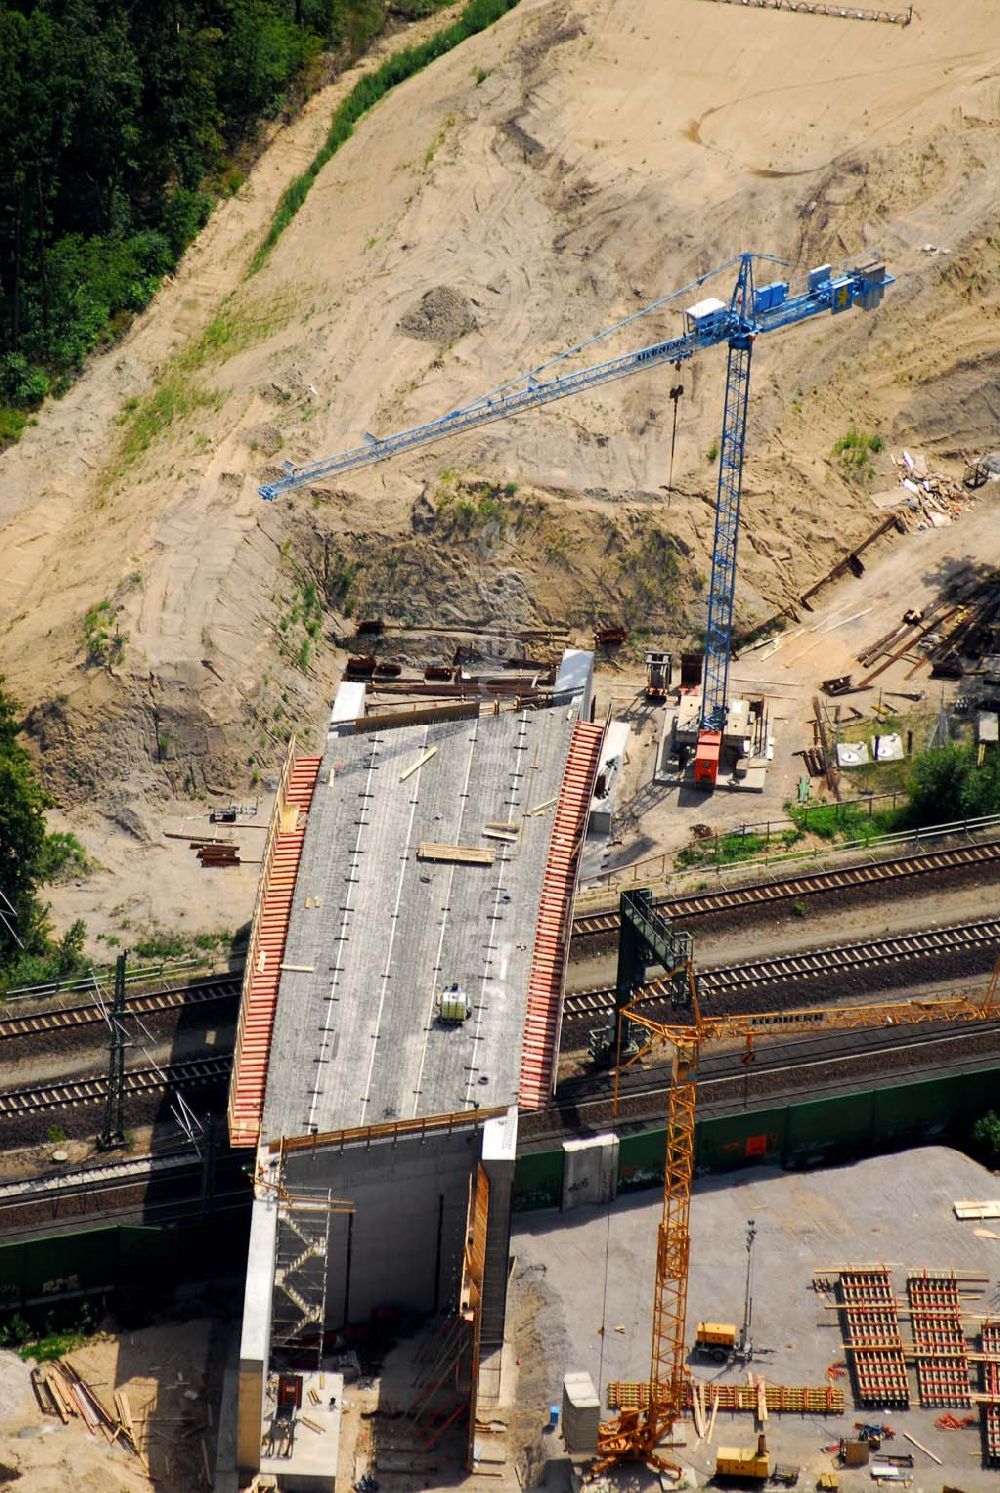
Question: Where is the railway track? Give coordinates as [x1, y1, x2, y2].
[0, 1054, 232, 1116]
[571, 837, 1000, 938]
[563, 915, 1000, 1021]
[0, 974, 241, 1042]
[527, 1019, 1000, 1141]
[555, 1018, 1000, 1106]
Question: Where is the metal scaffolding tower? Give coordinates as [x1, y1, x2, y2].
[271, 1193, 334, 1371]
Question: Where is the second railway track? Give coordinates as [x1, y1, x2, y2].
[0, 974, 241, 1042]
[0, 1054, 233, 1116]
[564, 915, 1000, 1021]
[571, 836, 1000, 938]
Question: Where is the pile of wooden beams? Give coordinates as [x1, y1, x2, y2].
[32, 1358, 139, 1457]
[605, 1380, 845, 1416]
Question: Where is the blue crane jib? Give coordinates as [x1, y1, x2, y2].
[258, 252, 893, 788]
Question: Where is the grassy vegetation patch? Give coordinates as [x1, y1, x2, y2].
[675, 828, 803, 870]
[118, 376, 223, 464]
[82, 599, 125, 667]
[38, 832, 95, 882]
[250, 0, 522, 274]
[788, 799, 904, 842]
[833, 428, 884, 480]
[180, 293, 299, 371]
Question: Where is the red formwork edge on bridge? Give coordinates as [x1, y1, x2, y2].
[518, 719, 605, 1111]
[227, 749, 322, 1147]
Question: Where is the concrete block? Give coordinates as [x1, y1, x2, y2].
[562, 1133, 619, 1210]
[562, 1370, 601, 1454]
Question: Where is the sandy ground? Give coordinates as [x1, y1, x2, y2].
[0, 1318, 220, 1491]
[43, 796, 273, 960]
[586, 484, 1000, 877]
[0, 0, 997, 860]
[513, 1144, 1000, 1492]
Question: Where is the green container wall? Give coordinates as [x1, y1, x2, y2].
[514, 1066, 1000, 1210]
[0, 1210, 251, 1315]
[511, 1148, 563, 1211]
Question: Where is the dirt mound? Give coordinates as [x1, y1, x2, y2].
[397, 285, 479, 343]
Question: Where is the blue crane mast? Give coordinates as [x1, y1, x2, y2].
[260, 252, 892, 786]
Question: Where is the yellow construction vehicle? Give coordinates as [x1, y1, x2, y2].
[716, 1433, 770, 1481]
[592, 959, 1000, 1475]
[694, 1321, 737, 1359]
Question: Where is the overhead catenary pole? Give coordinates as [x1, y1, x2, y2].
[98, 950, 128, 1151]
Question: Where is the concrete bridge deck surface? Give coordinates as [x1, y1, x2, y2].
[262, 706, 578, 1141]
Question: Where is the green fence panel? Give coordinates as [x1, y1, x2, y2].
[0, 1241, 24, 1308]
[618, 1128, 666, 1192]
[512, 1149, 563, 1211]
[696, 1105, 788, 1173]
[785, 1089, 875, 1168]
[514, 1065, 1000, 1212]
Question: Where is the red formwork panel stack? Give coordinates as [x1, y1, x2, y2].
[981, 1320, 1000, 1463]
[907, 1270, 972, 1408]
[839, 1267, 910, 1408]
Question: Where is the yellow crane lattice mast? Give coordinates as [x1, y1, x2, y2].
[594, 966, 1000, 1472]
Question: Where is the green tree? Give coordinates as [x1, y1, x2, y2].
[972, 1111, 1000, 1163]
[908, 742, 1000, 828]
[907, 744, 971, 825]
[0, 679, 50, 962]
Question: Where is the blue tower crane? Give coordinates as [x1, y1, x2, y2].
[260, 252, 892, 786]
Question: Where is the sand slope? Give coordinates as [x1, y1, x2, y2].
[1, 0, 998, 806]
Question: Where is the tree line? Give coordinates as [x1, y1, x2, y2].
[0, 0, 445, 443]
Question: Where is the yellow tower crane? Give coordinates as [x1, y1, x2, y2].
[593, 963, 1000, 1473]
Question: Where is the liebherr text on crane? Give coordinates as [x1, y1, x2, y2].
[260, 253, 893, 786]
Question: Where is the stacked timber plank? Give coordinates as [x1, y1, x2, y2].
[518, 720, 604, 1109]
[605, 1381, 845, 1415]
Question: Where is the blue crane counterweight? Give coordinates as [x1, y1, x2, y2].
[259, 253, 893, 790]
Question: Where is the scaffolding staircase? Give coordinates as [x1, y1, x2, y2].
[270, 1194, 333, 1370]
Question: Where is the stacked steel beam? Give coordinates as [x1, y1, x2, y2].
[907, 1271, 971, 1407]
[839, 1268, 910, 1407]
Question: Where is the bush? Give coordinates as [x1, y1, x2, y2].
[133, 931, 188, 960]
[905, 742, 1000, 829]
[0, 353, 49, 408]
[38, 832, 92, 882]
[971, 1110, 1000, 1163]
